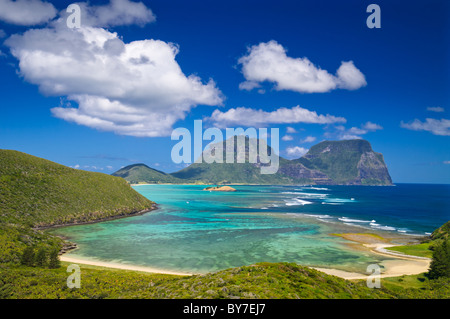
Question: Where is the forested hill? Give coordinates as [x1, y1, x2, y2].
[0, 150, 154, 228]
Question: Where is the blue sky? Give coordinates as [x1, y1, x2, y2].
[0, 0, 448, 183]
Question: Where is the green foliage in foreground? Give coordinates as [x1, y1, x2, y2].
[0, 223, 64, 264]
[378, 274, 450, 299]
[1, 262, 449, 299]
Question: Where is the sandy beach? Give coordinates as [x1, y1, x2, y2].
[313, 234, 431, 280]
[60, 255, 193, 276]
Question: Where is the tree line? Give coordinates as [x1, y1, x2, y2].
[20, 245, 61, 269]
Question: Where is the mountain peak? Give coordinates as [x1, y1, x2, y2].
[112, 163, 181, 184]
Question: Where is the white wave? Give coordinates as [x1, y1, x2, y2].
[285, 198, 313, 206]
[370, 224, 396, 231]
[339, 217, 375, 223]
[281, 191, 328, 198]
[323, 198, 355, 203]
[321, 202, 343, 205]
[303, 214, 333, 219]
[303, 187, 330, 191]
[285, 213, 333, 220]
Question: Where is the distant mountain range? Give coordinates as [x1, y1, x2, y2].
[113, 139, 393, 186]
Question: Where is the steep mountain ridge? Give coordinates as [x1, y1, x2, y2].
[114, 139, 392, 185]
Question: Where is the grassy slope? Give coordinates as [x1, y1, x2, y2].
[386, 243, 433, 258]
[0, 150, 154, 263]
[2, 262, 449, 299]
[0, 262, 390, 299]
[0, 150, 153, 227]
[385, 221, 450, 258]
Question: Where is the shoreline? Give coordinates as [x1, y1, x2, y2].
[60, 255, 193, 276]
[313, 234, 431, 280]
[50, 194, 431, 281]
[34, 204, 158, 231]
[59, 239, 431, 281]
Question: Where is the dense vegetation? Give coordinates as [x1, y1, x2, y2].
[428, 239, 450, 279]
[1, 261, 449, 299]
[0, 150, 154, 263]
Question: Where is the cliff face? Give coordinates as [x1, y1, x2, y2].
[283, 140, 393, 185]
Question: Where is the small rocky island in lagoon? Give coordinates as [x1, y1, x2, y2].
[203, 186, 237, 192]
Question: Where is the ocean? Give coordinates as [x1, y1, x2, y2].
[52, 183, 450, 274]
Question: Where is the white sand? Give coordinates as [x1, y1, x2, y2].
[313, 243, 431, 280]
[60, 255, 193, 276]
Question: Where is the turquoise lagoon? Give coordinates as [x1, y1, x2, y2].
[51, 184, 450, 274]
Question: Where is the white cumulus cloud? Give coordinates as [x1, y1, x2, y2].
[336, 121, 383, 140]
[207, 105, 346, 128]
[401, 118, 450, 136]
[286, 126, 297, 133]
[61, 0, 156, 28]
[0, 0, 57, 26]
[286, 146, 309, 158]
[300, 136, 317, 144]
[238, 40, 367, 93]
[427, 106, 445, 113]
[5, 5, 223, 137]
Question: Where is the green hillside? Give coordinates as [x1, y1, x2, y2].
[112, 163, 182, 184]
[0, 150, 154, 263]
[430, 221, 450, 242]
[170, 160, 298, 185]
[0, 262, 394, 299]
[2, 261, 449, 299]
[170, 137, 303, 184]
